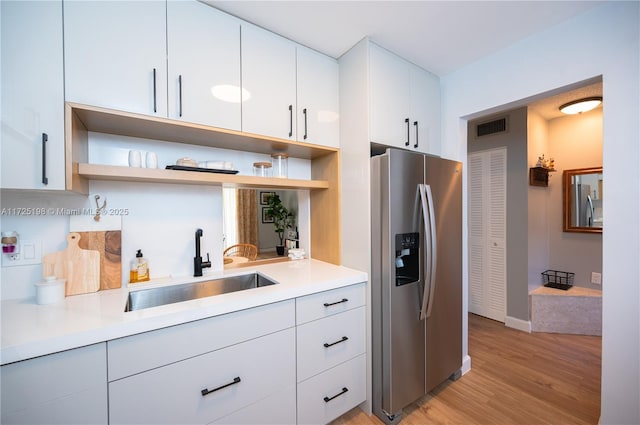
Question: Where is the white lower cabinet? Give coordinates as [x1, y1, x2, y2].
[211, 385, 297, 425]
[109, 328, 296, 425]
[297, 355, 366, 425]
[295, 284, 367, 424]
[0, 285, 366, 425]
[297, 307, 366, 382]
[0, 343, 107, 425]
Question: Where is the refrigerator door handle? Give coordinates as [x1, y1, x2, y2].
[418, 184, 438, 320]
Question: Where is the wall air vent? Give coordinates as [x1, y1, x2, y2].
[476, 117, 507, 137]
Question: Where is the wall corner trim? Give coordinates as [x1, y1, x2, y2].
[505, 316, 532, 333]
[461, 355, 472, 376]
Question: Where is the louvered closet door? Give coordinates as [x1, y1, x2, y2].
[468, 148, 506, 322]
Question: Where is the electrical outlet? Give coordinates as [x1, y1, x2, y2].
[1, 240, 42, 267]
[591, 272, 602, 285]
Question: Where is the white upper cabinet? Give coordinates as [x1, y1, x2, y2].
[296, 47, 340, 148]
[409, 63, 440, 154]
[369, 42, 440, 153]
[166, 2, 241, 130]
[64, 0, 168, 117]
[369, 43, 411, 149]
[1, 0, 65, 190]
[241, 23, 297, 140]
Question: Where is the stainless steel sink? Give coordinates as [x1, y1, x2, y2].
[125, 273, 278, 312]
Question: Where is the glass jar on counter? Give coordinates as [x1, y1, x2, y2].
[253, 162, 272, 177]
[271, 153, 288, 178]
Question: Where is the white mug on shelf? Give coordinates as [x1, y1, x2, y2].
[145, 152, 158, 168]
[128, 150, 141, 167]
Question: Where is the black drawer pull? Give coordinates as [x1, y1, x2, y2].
[303, 107, 308, 140]
[152, 68, 157, 113]
[324, 298, 348, 307]
[41, 133, 48, 185]
[178, 74, 183, 117]
[201, 376, 241, 397]
[405, 118, 410, 146]
[324, 336, 348, 348]
[324, 387, 349, 403]
[288, 104, 293, 137]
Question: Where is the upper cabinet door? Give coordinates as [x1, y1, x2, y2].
[241, 23, 296, 140]
[369, 42, 440, 154]
[1, 0, 65, 190]
[369, 43, 411, 149]
[296, 47, 340, 148]
[64, 1, 167, 116]
[167, 2, 241, 130]
[409, 64, 440, 154]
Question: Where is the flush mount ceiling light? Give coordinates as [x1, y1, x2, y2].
[559, 96, 603, 114]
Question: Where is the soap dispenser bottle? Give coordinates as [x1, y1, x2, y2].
[130, 249, 150, 283]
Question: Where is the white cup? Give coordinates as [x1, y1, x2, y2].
[128, 150, 141, 167]
[146, 152, 158, 168]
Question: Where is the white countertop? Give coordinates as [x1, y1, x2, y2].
[1, 259, 367, 365]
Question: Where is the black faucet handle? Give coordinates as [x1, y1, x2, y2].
[202, 253, 212, 269]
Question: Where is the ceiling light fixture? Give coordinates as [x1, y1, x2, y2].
[559, 96, 602, 114]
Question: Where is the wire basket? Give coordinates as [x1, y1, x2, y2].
[542, 270, 574, 290]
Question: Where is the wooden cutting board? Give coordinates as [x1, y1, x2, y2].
[77, 230, 122, 290]
[43, 233, 101, 296]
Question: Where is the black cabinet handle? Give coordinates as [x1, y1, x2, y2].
[41, 133, 48, 185]
[288, 105, 293, 137]
[201, 377, 241, 397]
[405, 118, 410, 146]
[324, 387, 349, 403]
[324, 298, 348, 307]
[178, 75, 183, 117]
[324, 336, 348, 348]
[153, 68, 157, 113]
[303, 108, 308, 140]
[413, 121, 419, 148]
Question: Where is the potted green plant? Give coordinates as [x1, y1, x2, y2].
[265, 194, 295, 256]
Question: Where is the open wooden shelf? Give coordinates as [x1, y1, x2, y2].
[67, 102, 337, 160]
[77, 163, 330, 190]
[64, 102, 342, 266]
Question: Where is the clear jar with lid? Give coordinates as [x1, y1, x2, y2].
[271, 153, 288, 178]
[253, 162, 272, 177]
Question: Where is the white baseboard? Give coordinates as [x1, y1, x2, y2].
[505, 315, 532, 333]
[461, 355, 472, 375]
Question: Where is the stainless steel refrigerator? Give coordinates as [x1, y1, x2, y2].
[371, 148, 462, 424]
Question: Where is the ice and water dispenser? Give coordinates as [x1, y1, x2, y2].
[395, 232, 420, 286]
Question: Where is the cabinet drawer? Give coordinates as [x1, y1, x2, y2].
[297, 307, 366, 382]
[1, 343, 107, 424]
[211, 385, 296, 425]
[297, 354, 366, 425]
[108, 299, 294, 380]
[109, 327, 295, 425]
[296, 282, 365, 325]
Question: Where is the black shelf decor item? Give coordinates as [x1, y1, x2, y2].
[165, 165, 239, 174]
[542, 269, 575, 290]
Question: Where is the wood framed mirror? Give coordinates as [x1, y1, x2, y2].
[563, 167, 603, 233]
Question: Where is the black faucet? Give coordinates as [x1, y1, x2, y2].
[194, 228, 211, 277]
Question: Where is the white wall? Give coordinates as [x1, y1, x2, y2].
[547, 109, 603, 290]
[526, 110, 550, 291]
[1, 182, 222, 300]
[441, 3, 639, 423]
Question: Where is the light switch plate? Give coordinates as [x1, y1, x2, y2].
[1, 240, 42, 267]
[591, 272, 602, 285]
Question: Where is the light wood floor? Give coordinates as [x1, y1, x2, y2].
[333, 313, 601, 425]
